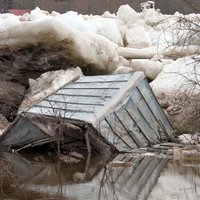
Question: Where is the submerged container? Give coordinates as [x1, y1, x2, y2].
[0, 72, 174, 152]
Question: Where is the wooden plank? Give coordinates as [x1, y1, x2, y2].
[76, 73, 132, 83]
[105, 113, 139, 149]
[100, 119, 136, 151]
[114, 105, 148, 147]
[34, 104, 93, 113]
[46, 94, 110, 105]
[93, 72, 145, 125]
[137, 79, 174, 139]
[65, 82, 125, 89]
[28, 107, 94, 122]
[125, 94, 159, 144]
[100, 120, 131, 151]
[87, 128, 112, 154]
[37, 100, 103, 113]
[132, 88, 161, 140]
[55, 88, 117, 97]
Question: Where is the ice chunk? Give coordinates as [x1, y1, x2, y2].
[56, 11, 96, 32]
[125, 26, 152, 48]
[88, 17, 123, 45]
[0, 14, 20, 29]
[130, 59, 162, 80]
[117, 4, 139, 24]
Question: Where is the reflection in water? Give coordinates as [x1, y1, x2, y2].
[98, 155, 168, 200]
[149, 156, 200, 200]
[0, 151, 109, 199]
[0, 151, 199, 200]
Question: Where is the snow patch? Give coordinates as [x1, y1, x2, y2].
[178, 133, 200, 145]
[151, 56, 200, 95]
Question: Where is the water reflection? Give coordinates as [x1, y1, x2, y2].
[97, 155, 169, 200]
[0, 151, 199, 200]
[0, 151, 109, 199]
[149, 155, 200, 200]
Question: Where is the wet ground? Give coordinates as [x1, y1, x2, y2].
[0, 146, 199, 200]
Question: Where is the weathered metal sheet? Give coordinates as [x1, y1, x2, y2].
[137, 79, 174, 139]
[0, 117, 50, 148]
[27, 73, 133, 124]
[0, 72, 174, 152]
[100, 117, 137, 152]
[73, 74, 133, 82]
[128, 92, 159, 143]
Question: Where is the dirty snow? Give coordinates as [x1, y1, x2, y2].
[151, 56, 200, 95]
[0, 2, 199, 73]
[18, 67, 83, 113]
[178, 133, 200, 145]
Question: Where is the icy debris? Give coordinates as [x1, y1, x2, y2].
[88, 17, 123, 45]
[0, 17, 120, 72]
[151, 56, 200, 133]
[178, 133, 200, 145]
[0, 14, 20, 29]
[56, 11, 95, 32]
[102, 11, 116, 18]
[0, 1, 199, 135]
[116, 4, 139, 24]
[139, 0, 166, 27]
[118, 46, 157, 59]
[125, 26, 152, 48]
[18, 67, 83, 113]
[50, 11, 60, 17]
[151, 56, 200, 95]
[112, 66, 133, 74]
[0, 1, 198, 75]
[130, 59, 162, 80]
[30, 7, 51, 21]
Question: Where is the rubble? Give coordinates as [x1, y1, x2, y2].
[0, 1, 199, 135]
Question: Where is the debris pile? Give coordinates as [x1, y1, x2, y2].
[0, 1, 199, 136]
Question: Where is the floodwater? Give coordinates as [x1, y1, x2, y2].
[0, 149, 199, 200]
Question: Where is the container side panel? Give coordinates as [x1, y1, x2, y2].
[132, 88, 161, 140]
[138, 80, 173, 139]
[28, 107, 94, 122]
[0, 118, 49, 148]
[76, 74, 133, 83]
[126, 95, 159, 144]
[114, 104, 148, 147]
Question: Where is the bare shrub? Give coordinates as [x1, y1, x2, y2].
[155, 14, 200, 134]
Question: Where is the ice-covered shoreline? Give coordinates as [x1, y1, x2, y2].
[0, 1, 199, 134]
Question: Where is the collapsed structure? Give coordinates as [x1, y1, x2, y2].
[0, 72, 174, 153]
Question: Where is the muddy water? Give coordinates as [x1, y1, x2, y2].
[0, 151, 199, 200]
